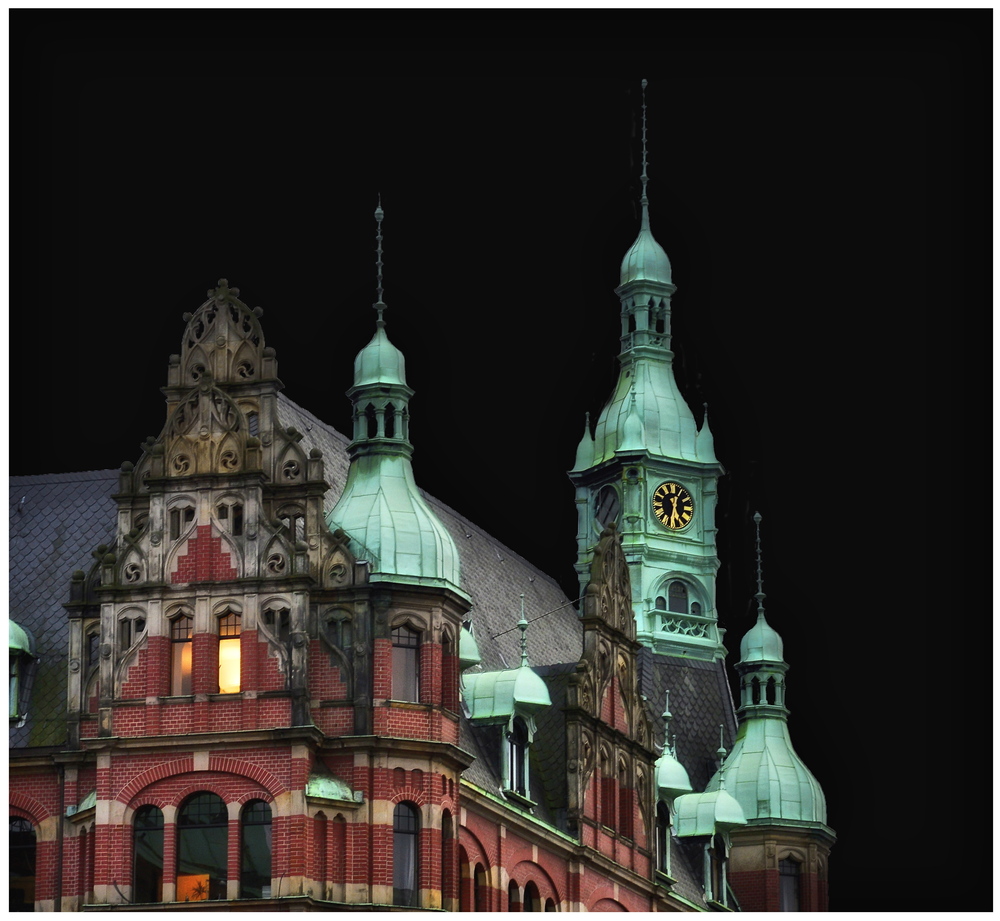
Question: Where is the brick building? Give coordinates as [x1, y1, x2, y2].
[8, 89, 833, 912]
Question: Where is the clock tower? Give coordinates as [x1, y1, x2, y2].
[569, 81, 726, 661]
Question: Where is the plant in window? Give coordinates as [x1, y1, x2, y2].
[177, 793, 228, 901]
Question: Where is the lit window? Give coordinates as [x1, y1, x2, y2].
[391, 625, 420, 702]
[10, 817, 36, 911]
[218, 611, 241, 694]
[780, 858, 801, 911]
[393, 802, 419, 907]
[171, 614, 193, 696]
[240, 801, 272, 899]
[133, 806, 164, 903]
[177, 793, 228, 901]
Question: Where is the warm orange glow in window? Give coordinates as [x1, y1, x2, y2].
[176, 873, 210, 902]
[218, 611, 241, 694]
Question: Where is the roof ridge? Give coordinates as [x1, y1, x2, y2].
[9, 469, 120, 484]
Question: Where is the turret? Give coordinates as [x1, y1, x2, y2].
[326, 202, 464, 595]
[706, 514, 835, 910]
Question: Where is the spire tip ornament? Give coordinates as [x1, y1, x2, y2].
[373, 195, 386, 325]
[753, 511, 766, 616]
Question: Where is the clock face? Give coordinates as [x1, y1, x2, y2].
[652, 482, 694, 530]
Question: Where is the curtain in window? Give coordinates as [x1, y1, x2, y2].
[393, 803, 419, 907]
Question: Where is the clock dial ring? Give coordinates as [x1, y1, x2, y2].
[652, 481, 694, 531]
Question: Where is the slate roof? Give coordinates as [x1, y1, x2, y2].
[8, 469, 119, 748]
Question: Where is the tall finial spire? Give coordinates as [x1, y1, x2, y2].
[716, 724, 728, 774]
[753, 511, 766, 617]
[518, 593, 530, 668]
[374, 196, 386, 325]
[639, 78, 650, 230]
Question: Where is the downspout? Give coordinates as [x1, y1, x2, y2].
[56, 762, 65, 912]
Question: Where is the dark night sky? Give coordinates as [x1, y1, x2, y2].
[9, 10, 988, 911]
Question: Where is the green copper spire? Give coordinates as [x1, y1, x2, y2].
[326, 201, 464, 595]
[706, 514, 831, 828]
[569, 79, 726, 661]
[619, 79, 672, 287]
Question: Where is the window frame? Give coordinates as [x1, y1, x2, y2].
[391, 624, 421, 702]
[392, 802, 420, 907]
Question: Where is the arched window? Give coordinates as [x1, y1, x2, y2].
[474, 864, 488, 911]
[391, 624, 420, 702]
[133, 805, 164, 903]
[240, 800, 272, 899]
[507, 717, 529, 796]
[170, 614, 193, 696]
[10, 817, 36, 911]
[366, 404, 378, 439]
[524, 881, 542, 912]
[668, 581, 688, 614]
[177, 793, 228, 901]
[218, 610, 241, 694]
[393, 802, 419, 906]
[779, 858, 801, 911]
[385, 403, 396, 438]
[545, 898, 557, 912]
[508, 879, 520, 911]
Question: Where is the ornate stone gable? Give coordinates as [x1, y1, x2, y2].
[565, 524, 656, 846]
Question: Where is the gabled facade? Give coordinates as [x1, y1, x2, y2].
[9, 84, 832, 912]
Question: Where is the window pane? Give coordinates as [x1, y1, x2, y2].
[133, 806, 164, 903]
[668, 581, 688, 614]
[9, 817, 36, 912]
[240, 801, 272, 899]
[393, 804, 419, 907]
[178, 794, 228, 901]
[172, 637, 192, 696]
[391, 626, 420, 702]
[219, 638, 241, 693]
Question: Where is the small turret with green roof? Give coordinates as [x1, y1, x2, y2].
[707, 514, 833, 832]
[326, 201, 464, 596]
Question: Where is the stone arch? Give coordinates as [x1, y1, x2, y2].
[590, 896, 628, 911]
[10, 793, 50, 825]
[510, 859, 560, 909]
[390, 610, 430, 634]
